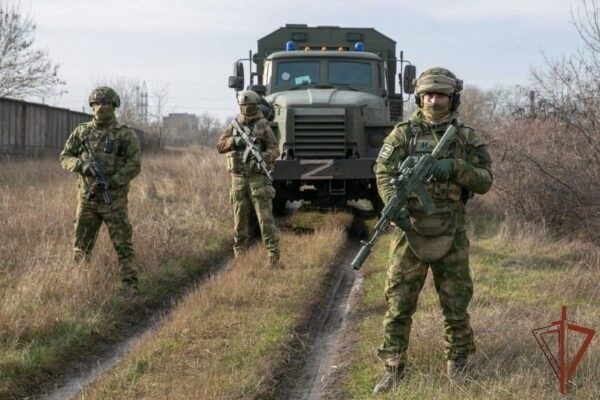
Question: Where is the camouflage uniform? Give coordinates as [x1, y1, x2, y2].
[217, 91, 280, 262]
[59, 87, 141, 285]
[374, 68, 493, 376]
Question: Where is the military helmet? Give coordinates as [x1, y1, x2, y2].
[88, 86, 121, 108]
[413, 67, 463, 111]
[237, 90, 261, 105]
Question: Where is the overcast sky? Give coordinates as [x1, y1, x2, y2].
[22, 0, 582, 120]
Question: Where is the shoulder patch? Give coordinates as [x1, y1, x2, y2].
[378, 143, 394, 160]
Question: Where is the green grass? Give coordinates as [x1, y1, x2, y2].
[330, 216, 600, 400]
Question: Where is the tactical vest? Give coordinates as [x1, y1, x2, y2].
[78, 123, 129, 194]
[226, 118, 271, 177]
[403, 122, 466, 263]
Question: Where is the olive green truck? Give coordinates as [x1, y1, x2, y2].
[228, 24, 416, 212]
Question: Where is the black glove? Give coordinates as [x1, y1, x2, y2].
[391, 207, 412, 231]
[431, 159, 455, 181]
[233, 136, 246, 149]
[89, 181, 102, 194]
[248, 158, 260, 172]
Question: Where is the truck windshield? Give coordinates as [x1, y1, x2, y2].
[276, 61, 320, 86]
[328, 61, 371, 88]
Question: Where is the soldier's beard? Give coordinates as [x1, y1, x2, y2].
[422, 102, 451, 122]
[94, 109, 116, 126]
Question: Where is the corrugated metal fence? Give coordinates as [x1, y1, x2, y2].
[0, 97, 91, 154]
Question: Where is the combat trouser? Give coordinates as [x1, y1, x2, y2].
[73, 196, 138, 283]
[377, 229, 475, 369]
[230, 174, 280, 260]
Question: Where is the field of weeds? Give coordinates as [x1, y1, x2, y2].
[326, 200, 600, 399]
[77, 211, 354, 399]
[2, 147, 599, 400]
[0, 147, 232, 398]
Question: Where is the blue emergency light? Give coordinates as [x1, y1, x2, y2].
[354, 42, 364, 51]
[286, 41, 296, 51]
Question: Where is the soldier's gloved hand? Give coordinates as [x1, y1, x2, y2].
[80, 161, 94, 177]
[391, 207, 412, 231]
[431, 159, 455, 181]
[233, 136, 246, 149]
[248, 158, 260, 172]
[89, 181, 102, 194]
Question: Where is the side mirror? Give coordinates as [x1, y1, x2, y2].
[228, 61, 244, 90]
[402, 65, 416, 94]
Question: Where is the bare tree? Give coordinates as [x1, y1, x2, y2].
[197, 112, 225, 147]
[0, 2, 65, 99]
[481, 0, 600, 239]
[146, 84, 169, 149]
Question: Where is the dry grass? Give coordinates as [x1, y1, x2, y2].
[2, 146, 599, 399]
[77, 212, 354, 399]
[0, 146, 231, 398]
[329, 210, 600, 399]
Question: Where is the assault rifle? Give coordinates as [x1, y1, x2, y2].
[231, 119, 274, 182]
[351, 124, 457, 270]
[81, 137, 114, 209]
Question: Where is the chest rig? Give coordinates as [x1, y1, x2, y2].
[227, 118, 267, 176]
[79, 123, 127, 178]
[406, 122, 463, 205]
[82, 124, 126, 157]
[402, 122, 464, 263]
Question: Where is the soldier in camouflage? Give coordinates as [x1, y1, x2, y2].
[372, 68, 493, 394]
[217, 90, 281, 267]
[60, 87, 141, 289]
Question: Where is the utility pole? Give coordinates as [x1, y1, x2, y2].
[135, 81, 149, 123]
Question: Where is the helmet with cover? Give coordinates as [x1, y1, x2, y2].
[237, 90, 262, 117]
[88, 87, 121, 108]
[414, 67, 463, 111]
[237, 90, 261, 105]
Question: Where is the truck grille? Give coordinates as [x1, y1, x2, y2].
[293, 110, 346, 157]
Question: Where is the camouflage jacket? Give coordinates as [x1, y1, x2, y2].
[217, 114, 280, 177]
[59, 120, 141, 199]
[376, 111, 492, 237]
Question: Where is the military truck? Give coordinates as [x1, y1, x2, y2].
[228, 24, 416, 212]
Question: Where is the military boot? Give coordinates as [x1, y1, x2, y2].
[266, 256, 282, 269]
[73, 251, 91, 264]
[372, 366, 404, 395]
[447, 357, 468, 381]
[118, 276, 139, 295]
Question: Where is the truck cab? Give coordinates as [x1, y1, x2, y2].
[229, 25, 416, 212]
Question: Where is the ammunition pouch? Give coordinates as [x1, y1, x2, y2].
[405, 198, 459, 263]
[226, 151, 244, 174]
[423, 181, 462, 202]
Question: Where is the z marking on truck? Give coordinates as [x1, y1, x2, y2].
[300, 159, 334, 180]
